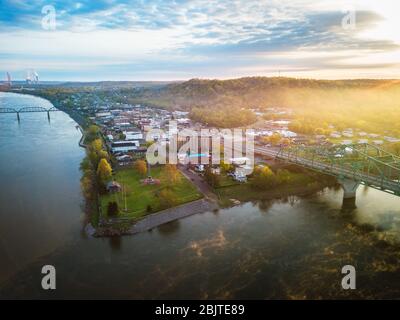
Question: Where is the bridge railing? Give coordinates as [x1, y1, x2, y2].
[276, 143, 400, 195]
[0, 106, 59, 113]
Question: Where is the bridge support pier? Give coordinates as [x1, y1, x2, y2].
[341, 196, 357, 211]
[338, 178, 359, 199]
[338, 178, 359, 211]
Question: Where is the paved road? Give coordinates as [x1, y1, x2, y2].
[178, 165, 218, 201]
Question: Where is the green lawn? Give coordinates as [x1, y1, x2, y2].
[215, 171, 325, 207]
[100, 166, 202, 219]
[217, 173, 240, 187]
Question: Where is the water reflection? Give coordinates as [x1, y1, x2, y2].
[157, 220, 181, 237]
[1, 186, 400, 299]
[1, 92, 400, 299]
[341, 197, 357, 212]
[109, 236, 122, 251]
[257, 199, 273, 213]
[0, 92, 85, 285]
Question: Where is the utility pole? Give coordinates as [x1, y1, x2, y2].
[124, 184, 127, 212]
[122, 181, 127, 212]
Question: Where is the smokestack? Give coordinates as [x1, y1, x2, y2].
[6, 72, 11, 86]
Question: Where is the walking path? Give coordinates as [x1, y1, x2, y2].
[128, 198, 218, 234]
[127, 166, 219, 234]
[94, 166, 220, 237]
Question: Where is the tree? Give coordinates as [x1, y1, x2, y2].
[250, 166, 277, 189]
[80, 157, 92, 172]
[91, 138, 103, 153]
[97, 158, 112, 185]
[80, 175, 95, 200]
[220, 161, 233, 173]
[276, 169, 291, 184]
[86, 125, 100, 142]
[88, 150, 100, 167]
[107, 201, 119, 217]
[164, 164, 180, 184]
[87, 139, 108, 167]
[145, 141, 155, 148]
[189, 106, 256, 128]
[134, 160, 147, 176]
[390, 142, 400, 156]
[281, 138, 291, 146]
[204, 167, 220, 188]
[268, 133, 282, 146]
[158, 188, 178, 209]
[98, 150, 109, 161]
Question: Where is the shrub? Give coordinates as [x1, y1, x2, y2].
[107, 201, 119, 217]
[250, 166, 278, 189]
[158, 188, 178, 209]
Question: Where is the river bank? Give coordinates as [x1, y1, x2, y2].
[15, 89, 90, 129]
[214, 163, 338, 207]
[216, 178, 337, 207]
[94, 198, 218, 237]
[91, 168, 336, 237]
[2, 92, 400, 299]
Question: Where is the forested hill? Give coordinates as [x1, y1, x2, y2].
[131, 76, 400, 128]
[134, 77, 400, 111]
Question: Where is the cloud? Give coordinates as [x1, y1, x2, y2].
[0, 0, 399, 80]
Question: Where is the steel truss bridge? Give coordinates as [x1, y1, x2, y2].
[0, 106, 59, 120]
[255, 143, 400, 197]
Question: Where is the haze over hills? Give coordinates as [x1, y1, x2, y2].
[128, 76, 400, 131]
[10, 76, 400, 132]
[132, 77, 400, 110]
[10, 80, 177, 89]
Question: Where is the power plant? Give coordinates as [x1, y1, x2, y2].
[26, 69, 39, 84]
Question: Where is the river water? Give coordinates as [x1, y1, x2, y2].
[0, 92, 400, 299]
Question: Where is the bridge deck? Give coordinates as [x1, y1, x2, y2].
[255, 146, 400, 196]
[0, 107, 59, 113]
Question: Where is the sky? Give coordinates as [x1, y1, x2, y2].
[1, 0, 400, 81]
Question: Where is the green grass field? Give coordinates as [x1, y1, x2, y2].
[217, 173, 240, 187]
[215, 171, 323, 207]
[100, 166, 202, 219]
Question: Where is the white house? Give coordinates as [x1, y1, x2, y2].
[124, 131, 143, 141]
[384, 136, 400, 143]
[111, 141, 140, 153]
